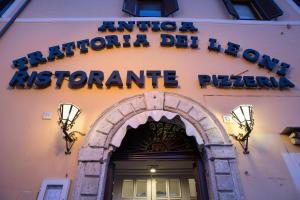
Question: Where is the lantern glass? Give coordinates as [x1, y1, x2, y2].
[58, 103, 81, 130]
[231, 104, 253, 130]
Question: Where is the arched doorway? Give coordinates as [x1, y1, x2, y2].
[105, 116, 208, 200]
[73, 92, 244, 200]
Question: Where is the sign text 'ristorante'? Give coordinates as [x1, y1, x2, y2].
[8, 21, 295, 90]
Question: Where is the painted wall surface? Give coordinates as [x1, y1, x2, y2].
[0, 1, 300, 200]
[5, 0, 299, 20]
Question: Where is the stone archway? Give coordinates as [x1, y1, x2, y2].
[73, 92, 244, 200]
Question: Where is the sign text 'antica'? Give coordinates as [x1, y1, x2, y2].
[8, 21, 295, 90]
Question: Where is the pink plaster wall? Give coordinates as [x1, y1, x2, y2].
[15, 0, 300, 20]
[0, 16, 300, 200]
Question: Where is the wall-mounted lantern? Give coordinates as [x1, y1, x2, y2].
[230, 104, 254, 154]
[58, 103, 83, 154]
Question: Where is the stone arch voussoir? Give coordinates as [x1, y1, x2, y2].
[73, 91, 245, 200]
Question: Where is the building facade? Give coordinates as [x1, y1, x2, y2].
[0, 0, 300, 199]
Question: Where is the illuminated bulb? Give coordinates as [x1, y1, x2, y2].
[150, 168, 156, 173]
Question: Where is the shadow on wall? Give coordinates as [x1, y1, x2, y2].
[54, 130, 67, 156]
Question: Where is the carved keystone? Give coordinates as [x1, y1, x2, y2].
[144, 91, 164, 110]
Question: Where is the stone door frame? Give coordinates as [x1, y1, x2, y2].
[73, 92, 244, 200]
